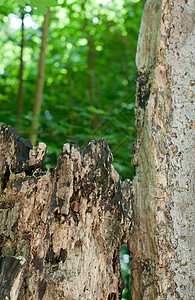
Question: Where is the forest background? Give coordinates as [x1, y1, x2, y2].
[0, 0, 145, 298]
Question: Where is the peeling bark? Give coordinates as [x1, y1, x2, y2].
[0, 124, 133, 299]
[130, 0, 195, 299]
[0, 256, 27, 300]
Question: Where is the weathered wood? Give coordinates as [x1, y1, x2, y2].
[0, 256, 27, 299]
[0, 125, 133, 299]
[130, 0, 195, 299]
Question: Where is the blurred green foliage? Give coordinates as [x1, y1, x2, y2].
[0, 0, 144, 180]
[0, 1, 144, 298]
[120, 244, 131, 299]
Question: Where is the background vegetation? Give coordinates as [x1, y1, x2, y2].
[0, 0, 144, 298]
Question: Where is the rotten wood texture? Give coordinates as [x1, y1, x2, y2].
[130, 0, 194, 299]
[0, 124, 133, 300]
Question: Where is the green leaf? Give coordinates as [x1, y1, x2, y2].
[14, 0, 26, 6]
[87, 106, 107, 115]
[30, 0, 48, 14]
[29, 0, 58, 13]
[46, 0, 58, 6]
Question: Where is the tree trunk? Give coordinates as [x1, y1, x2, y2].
[0, 124, 133, 299]
[67, 66, 74, 138]
[130, 0, 194, 299]
[1, 0, 194, 299]
[81, 0, 99, 132]
[17, 11, 24, 122]
[30, 9, 50, 146]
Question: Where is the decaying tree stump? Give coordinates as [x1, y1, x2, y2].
[0, 124, 133, 300]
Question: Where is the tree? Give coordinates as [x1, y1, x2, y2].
[0, 124, 133, 299]
[29, 8, 50, 146]
[129, 0, 194, 298]
[16, 10, 24, 122]
[0, 0, 194, 299]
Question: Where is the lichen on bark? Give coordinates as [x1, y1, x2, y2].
[0, 124, 133, 300]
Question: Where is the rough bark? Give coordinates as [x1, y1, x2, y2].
[130, 0, 194, 299]
[0, 124, 133, 299]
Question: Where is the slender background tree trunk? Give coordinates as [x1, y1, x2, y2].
[67, 66, 74, 138]
[17, 11, 24, 122]
[30, 9, 50, 146]
[129, 0, 194, 298]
